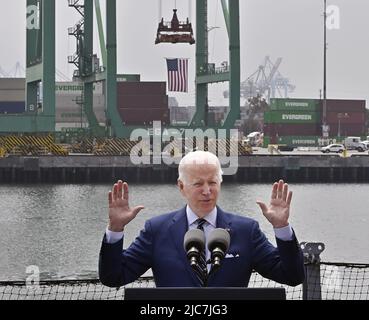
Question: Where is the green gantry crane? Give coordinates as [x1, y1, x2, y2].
[66, 0, 240, 138]
[191, 0, 240, 130]
[0, 0, 55, 133]
[0, 0, 240, 138]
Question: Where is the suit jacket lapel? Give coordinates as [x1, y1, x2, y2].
[215, 206, 232, 234]
[208, 207, 233, 285]
[169, 207, 198, 284]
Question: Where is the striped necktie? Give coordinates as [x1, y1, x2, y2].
[194, 218, 208, 287]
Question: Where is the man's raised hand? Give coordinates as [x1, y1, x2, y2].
[108, 180, 145, 232]
[256, 179, 292, 228]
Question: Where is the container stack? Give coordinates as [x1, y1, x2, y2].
[263, 98, 321, 147]
[55, 82, 105, 129]
[0, 78, 26, 114]
[322, 99, 366, 137]
[117, 82, 170, 126]
[169, 106, 191, 124]
[209, 106, 227, 125]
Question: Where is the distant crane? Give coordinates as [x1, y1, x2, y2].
[224, 56, 295, 103]
[0, 62, 25, 78]
[0, 66, 8, 77]
[0, 62, 70, 81]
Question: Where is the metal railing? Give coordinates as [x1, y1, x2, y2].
[1, 261, 368, 300]
[1, 243, 368, 300]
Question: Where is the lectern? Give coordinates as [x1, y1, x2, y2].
[125, 287, 286, 300]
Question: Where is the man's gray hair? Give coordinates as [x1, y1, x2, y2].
[178, 151, 223, 184]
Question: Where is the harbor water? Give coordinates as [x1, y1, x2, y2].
[0, 183, 368, 281]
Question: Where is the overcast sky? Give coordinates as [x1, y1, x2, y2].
[0, 0, 368, 107]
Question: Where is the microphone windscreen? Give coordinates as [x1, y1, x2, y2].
[207, 228, 230, 252]
[184, 229, 205, 251]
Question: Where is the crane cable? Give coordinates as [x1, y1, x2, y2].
[158, 0, 162, 21]
[159, 1, 192, 22]
[188, 0, 192, 22]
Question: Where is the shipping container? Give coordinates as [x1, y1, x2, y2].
[117, 82, 167, 96]
[56, 81, 104, 95]
[209, 106, 228, 113]
[56, 95, 105, 107]
[0, 89, 26, 101]
[264, 111, 320, 124]
[117, 94, 168, 108]
[252, 134, 362, 148]
[214, 112, 225, 122]
[323, 99, 366, 113]
[207, 113, 217, 126]
[0, 79, 106, 96]
[118, 108, 170, 125]
[0, 78, 25, 90]
[55, 97, 84, 108]
[117, 74, 141, 82]
[262, 136, 271, 147]
[326, 111, 365, 124]
[264, 124, 367, 138]
[170, 106, 191, 123]
[58, 113, 84, 123]
[276, 136, 319, 147]
[269, 98, 320, 112]
[0, 101, 25, 114]
[270, 98, 366, 113]
[263, 123, 321, 136]
[323, 123, 366, 137]
[56, 108, 106, 124]
[263, 135, 289, 146]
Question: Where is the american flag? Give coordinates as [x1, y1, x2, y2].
[166, 58, 188, 92]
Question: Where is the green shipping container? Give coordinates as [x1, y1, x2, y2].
[269, 98, 320, 112]
[263, 136, 270, 147]
[262, 136, 318, 147]
[117, 74, 141, 82]
[264, 111, 320, 124]
[277, 136, 319, 147]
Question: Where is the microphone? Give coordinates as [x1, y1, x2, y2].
[183, 229, 205, 267]
[207, 228, 230, 271]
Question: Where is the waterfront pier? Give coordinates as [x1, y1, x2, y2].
[1, 155, 369, 183]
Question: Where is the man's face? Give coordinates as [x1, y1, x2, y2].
[178, 163, 221, 217]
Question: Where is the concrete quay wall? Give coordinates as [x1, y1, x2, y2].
[1, 155, 369, 183]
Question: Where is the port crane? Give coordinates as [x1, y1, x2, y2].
[224, 56, 295, 103]
[0, 0, 241, 139]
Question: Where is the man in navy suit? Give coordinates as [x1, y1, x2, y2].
[99, 151, 305, 287]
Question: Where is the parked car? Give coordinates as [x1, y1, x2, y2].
[361, 140, 369, 149]
[321, 144, 345, 153]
